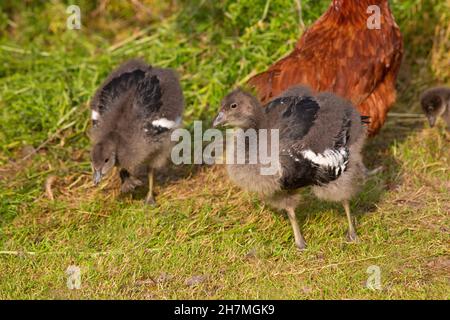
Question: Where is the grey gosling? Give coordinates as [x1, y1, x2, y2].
[420, 86, 450, 129]
[213, 86, 368, 250]
[90, 59, 184, 205]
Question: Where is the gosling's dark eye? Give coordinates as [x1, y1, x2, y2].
[230, 103, 237, 109]
[105, 158, 109, 163]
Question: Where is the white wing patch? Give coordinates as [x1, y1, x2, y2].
[91, 110, 100, 121]
[151, 117, 181, 129]
[301, 148, 348, 174]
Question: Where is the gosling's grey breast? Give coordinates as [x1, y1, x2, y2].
[226, 130, 282, 196]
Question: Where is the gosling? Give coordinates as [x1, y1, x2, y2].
[420, 86, 450, 129]
[90, 59, 184, 205]
[213, 86, 368, 250]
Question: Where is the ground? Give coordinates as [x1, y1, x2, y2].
[0, 0, 449, 299]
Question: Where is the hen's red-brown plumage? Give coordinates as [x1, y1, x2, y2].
[248, 0, 403, 135]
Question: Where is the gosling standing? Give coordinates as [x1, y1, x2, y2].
[213, 87, 368, 249]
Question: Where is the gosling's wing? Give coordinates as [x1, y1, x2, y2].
[131, 74, 175, 135]
[90, 59, 150, 126]
[265, 95, 319, 139]
[279, 104, 353, 190]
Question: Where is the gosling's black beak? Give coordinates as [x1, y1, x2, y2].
[93, 170, 102, 186]
[213, 111, 226, 128]
[427, 115, 436, 128]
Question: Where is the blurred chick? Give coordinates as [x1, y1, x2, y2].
[420, 86, 450, 129]
[213, 86, 368, 250]
[90, 59, 184, 205]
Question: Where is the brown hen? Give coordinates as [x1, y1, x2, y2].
[248, 0, 403, 135]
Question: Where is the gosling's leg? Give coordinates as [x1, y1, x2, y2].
[144, 168, 156, 206]
[286, 207, 307, 250]
[343, 200, 358, 242]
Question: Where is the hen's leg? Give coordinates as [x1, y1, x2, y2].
[144, 168, 156, 205]
[286, 207, 306, 250]
[343, 200, 358, 242]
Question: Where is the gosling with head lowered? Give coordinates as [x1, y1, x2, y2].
[420, 86, 450, 130]
[90, 59, 184, 205]
[213, 86, 368, 250]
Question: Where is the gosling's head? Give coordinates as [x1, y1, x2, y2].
[91, 134, 118, 185]
[213, 89, 262, 129]
[421, 91, 446, 127]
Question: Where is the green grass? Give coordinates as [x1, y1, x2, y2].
[0, 0, 449, 299]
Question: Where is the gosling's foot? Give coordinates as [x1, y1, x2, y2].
[295, 239, 307, 251]
[346, 230, 359, 243]
[144, 195, 157, 206]
[120, 176, 144, 194]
